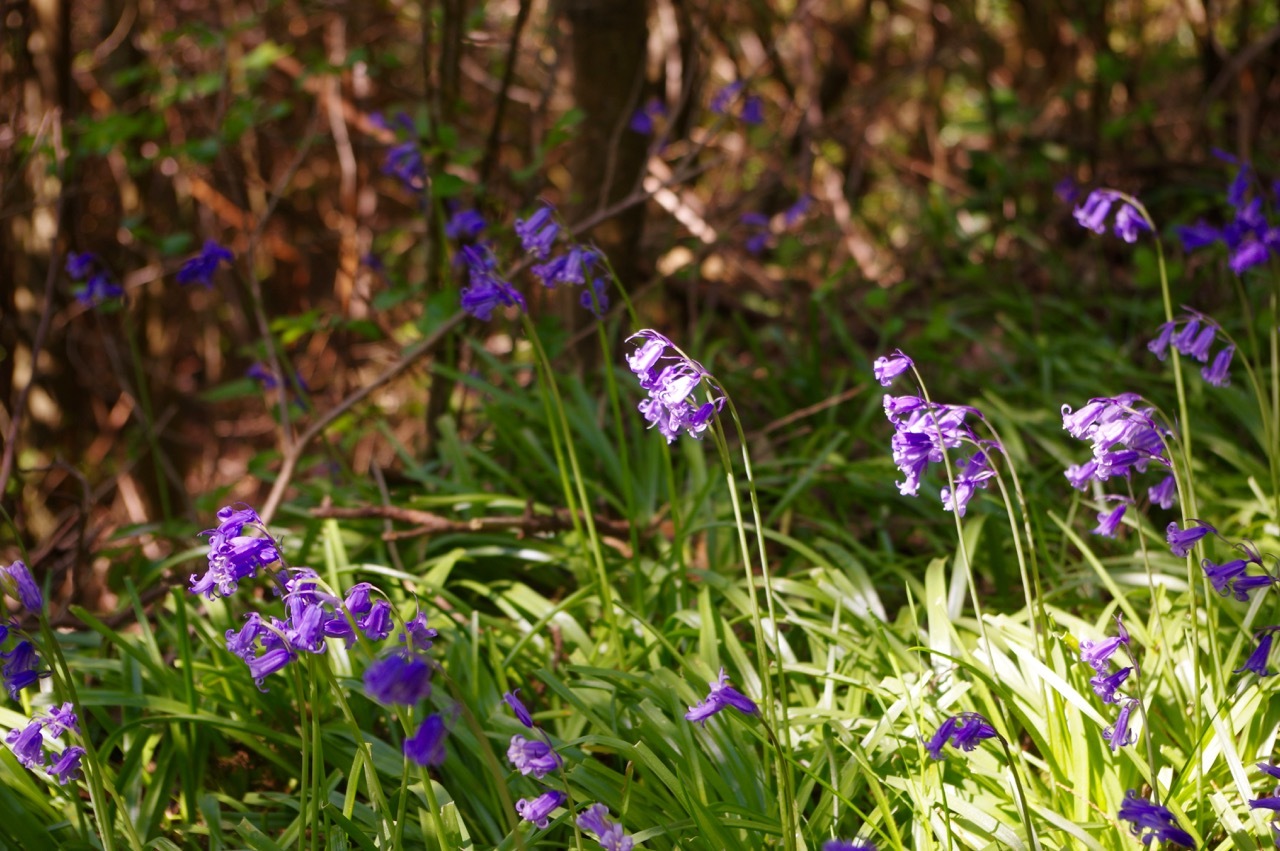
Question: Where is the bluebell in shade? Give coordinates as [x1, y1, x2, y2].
[1166, 520, 1216, 557]
[515, 789, 566, 829]
[1073, 189, 1150, 242]
[189, 505, 280, 599]
[404, 714, 448, 767]
[515, 205, 560, 259]
[1117, 790, 1194, 848]
[364, 652, 433, 705]
[445, 208, 487, 241]
[459, 244, 525, 321]
[1202, 344, 1235, 387]
[66, 252, 100, 279]
[382, 141, 426, 194]
[176, 240, 233, 287]
[76, 274, 125, 307]
[47, 746, 86, 785]
[576, 803, 634, 851]
[685, 668, 759, 723]
[1093, 501, 1127, 538]
[925, 712, 997, 759]
[5, 719, 44, 769]
[2, 640, 47, 699]
[508, 735, 562, 778]
[1148, 475, 1177, 509]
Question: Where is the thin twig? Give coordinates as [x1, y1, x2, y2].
[479, 0, 533, 185]
[311, 503, 645, 542]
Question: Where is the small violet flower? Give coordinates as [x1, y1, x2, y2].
[1103, 698, 1138, 751]
[873, 350, 913, 387]
[685, 668, 759, 723]
[1167, 520, 1215, 558]
[404, 714, 448, 767]
[504, 690, 535, 728]
[445, 208, 487, 242]
[189, 505, 280, 599]
[515, 205, 560, 260]
[823, 842, 876, 851]
[925, 712, 997, 759]
[1117, 790, 1194, 848]
[176, 241, 233, 288]
[1073, 189, 1149, 242]
[459, 244, 525, 321]
[1078, 615, 1129, 675]
[516, 789, 567, 829]
[47, 746, 86, 785]
[1, 561, 42, 614]
[364, 652, 433, 706]
[1092, 501, 1127, 538]
[629, 98, 666, 135]
[1148, 475, 1177, 510]
[1090, 666, 1132, 705]
[508, 735, 562, 778]
[577, 803, 634, 851]
[1235, 628, 1279, 678]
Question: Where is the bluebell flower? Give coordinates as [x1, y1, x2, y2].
[1092, 501, 1127, 538]
[382, 141, 425, 193]
[2, 639, 46, 699]
[246, 647, 293, 689]
[941, 449, 997, 518]
[459, 245, 525, 321]
[516, 789, 567, 829]
[1232, 574, 1275, 601]
[1103, 699, 1137, 751]
[576, 803, 634, 851]
[1061, 394, 1170, 489]
[1147, 322, 1176, 361]
[885, 395, 982, 500]
[343, 583, 374, 615]
[1148, 475, 1177, 509]
[246, 363, 279, 389]
[1074, 189, 1151, 243]
[176, 241, 233, 288]
[358, 600, 394, 641]
[1166, 520, 1215, 557]
[1259, 762, 1280, 780]
[1235, 629, 1277, 677]
[685, 668, 758, 722]
[710, 81, 744, 115]
[1113, 203, 1150, 243]
[1065, 461, 1098, 491]
[364, 653, 433, 705]
[627, 330, 725, 444]
[5, 719, 45, 769]
[1117, 790, 1194, 847]
[1250, 795, 1280, 813]
[508, 735, 562, 778]
[925, 711, 997, 759]
[580, 278, 609, 318]
[629, 98, 665, 134]
[399, 611, 438, 650]
[76, 274, 124, 307]
[533, 245, 598, 289]
[740, 95, 764, 125]
[873, 350, 913, 386]
[515, 206, 560, 259]
[445, 208, 487, 241]
[823, 842, 876, 851]
[1176, 221, 1221, 251]
[43, 703, 79, 737]
[504, 689, 535, 728]
[1054, 177, 1079, 204]
[404, 714, 448, 767]
[66, 252, 100, 280]
[1202, 344, 1235, 387]
[189, 505, 280, 599]
[1, 561, 42, 614]
[1090, 666, 1131, 704]
[1203, 557, 1250, 598]
[1079, 616, 1129, 674]
[783, 195, 811, 227]
[46, 746, 85, 785]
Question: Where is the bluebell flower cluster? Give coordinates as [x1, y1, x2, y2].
[502, 688, 568, 823]
[710, 81, 763, 125]
[1062, 394, 1170, 491]
[1, 561, 49, 700]
[1203, 540, 1275, 602]
[627, 330, 725, 443]
[65, 251, 123, 307]
[684, 667, 759, 723]
[1078, 616, 1141, 751]
[518, 204, 610, 317]
[189, 505, 281, 599]
[1117, 790, 1194, 848]
[5, 704, 85, 785]
[1176, 156, 1280, 275]
[629, 98, 666, 135]
[577, 803, 634, 851]
[176, 241, 233, 288]
[1073, 189, 1151, 243]
[459, 244, 525, 321]
[880, 356, 991, 515]
[1149, 309, 1235, 387]
[924, 712, 997, 759]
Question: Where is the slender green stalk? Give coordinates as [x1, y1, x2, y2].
[418, 760, 450, 851]
[291, 664, 309, 851]
[119, 311, 172, 522]
[315, 666, 396, 844]
[997, 736, 1042, 851]
[596, 322, 644, 603]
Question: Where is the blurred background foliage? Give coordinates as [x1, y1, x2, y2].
[1, 0, 1278, 609]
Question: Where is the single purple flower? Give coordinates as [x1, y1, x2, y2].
[783, 195, 811, 227]
[459, 246, 525, 321]
[1117, 790, 1195, 847]
[824, 842, 876, 851]
[710, 81, 744, 115]
[1167, 520, 1215, 558]
[1092, 502, 1127, 538]
[399, 611, 438, 650]
[1250, 795, 1280, 812]
[246, 647, 293, 690]
[516, 789, 567, 829]
[1230, 239, 1270, 275]
[1055, 176, 1080, 205]
[1103, 699, 1137, 751]
[504, 689, 535, 728]
[1148, 475, 1176, 510]
[76, 274, 124, 307]
[1079, 617, 1129, 674]
[1, 561, 42, 614]
[1235, 629, 1277, 677]
[5, 719, 45, 769]
[445, 208, 487, 242]
[404, 714, 448, 767]
[576, 803, 633, 851]
[246, 363, 279, 389]
[925, 712, 997, 759]
[1073, 189, 1117, 234]
[382, 141, 425, 193]
[1, 640, 46, 699]
[740, 95, 764, 125]
[66, 252, 100, 280]
[941, 450, 997, 518]
[1232, 574, 1275, 602]
[176, 241, 234, 287]
[508, 734, 562, 778]
[42, 703, 79, 738]
[364, 653, 433, 705]
[515, 205, 560, 259]
[1090, 666, 1131, 705]
[685, 667, 758, 723]
[629, 98, 665, 135]
[1113, 204, 1150, 243]
[343, 583, 375, 615]
[1147, 322, 1176, 361]
[47, 746, 86, 785]
[580, 278, 609, 318]
[1259, 762, 1280, 781]
[873, 350, 913, 387]
[1065, 461, 1098, 491]
[1202, 557, 1249, 597]
[1176, 221, 1221, 252]
[1202, 344, 1234, 387]
[358, 600, 394, 642]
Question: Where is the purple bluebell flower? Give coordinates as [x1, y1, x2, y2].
[225, 613, 265, 662]
[941, 449, 996, 518]
[1148, 322, 1176, 361]
[710, 81, 744, 115]
[1166, 520, 1215, 558]
[1113, 204, 1150, 243]
[515, 206, 560, 259]
[246, 647, 293, 689]
[343, 583, 375, 615]
[629, 98, 665, 134]
[46, 745, 85, 785]
[1103, 699, 1137, 751]
[400, 611, 438, 649]
[445, 208, 486, 242]
[1259, 762, 1280, 780]
[627, 331, 725, 444]
[176, 241, 234, 288]
[2, 640, 46, 699]
[459, 245, 525, 321]
[516, 789, 567, 829]
[404, 714, 448, 767]
[885, 395, 982, 500]
[1231, 236, 1271, 275]
[1203, 557, 1249, 598]
[741, 212, 770, 254]
[42, 703, 79, 737]
[1055, 177, 1079, 204]
[1235, 629, 1277, 677]
[508, 735, 562, 778]
[1061, 394, 1170, 487]
[783, 195, 811, 227]
[358, 600, 394, 642]
[685, 668, 758, 723]
[925, 711, 997, 759]
[189, 505, 280, 599]
[1202, 344, 1235, 387]
[5, 719, 45, 769]
[1073, 189, 1150, 243]
[364, 653, 433, 706]
[1093, 501, 1127, 538]
[76, 274, 125, 307]
[1065, 461, 1098, 491]
[1170, 316, 1202, 357]
[1250, 795, 1280, 812]
[873, 350, 913, 387]
[1176, 221, 1221, 251]
[824, 842, 876, 851]
[1148, 475, 1176, 510]
[1232, 574, 1275, 602]
[533, 245, 598, 290]
[1117, 790, 1194, 847]
[246, 363, 279, 389]
[66, 252, 100, 280]
[504, 690, 535, 728]
[1079, 616, 1129, 674]
[1090, 666, 1131, 704]
[740, 95, 764, 125]
[1, 561, 42, 614]
[576, 803, 634, 851]
[382, 141, 425, 193]
[580, 278, 609, 318]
